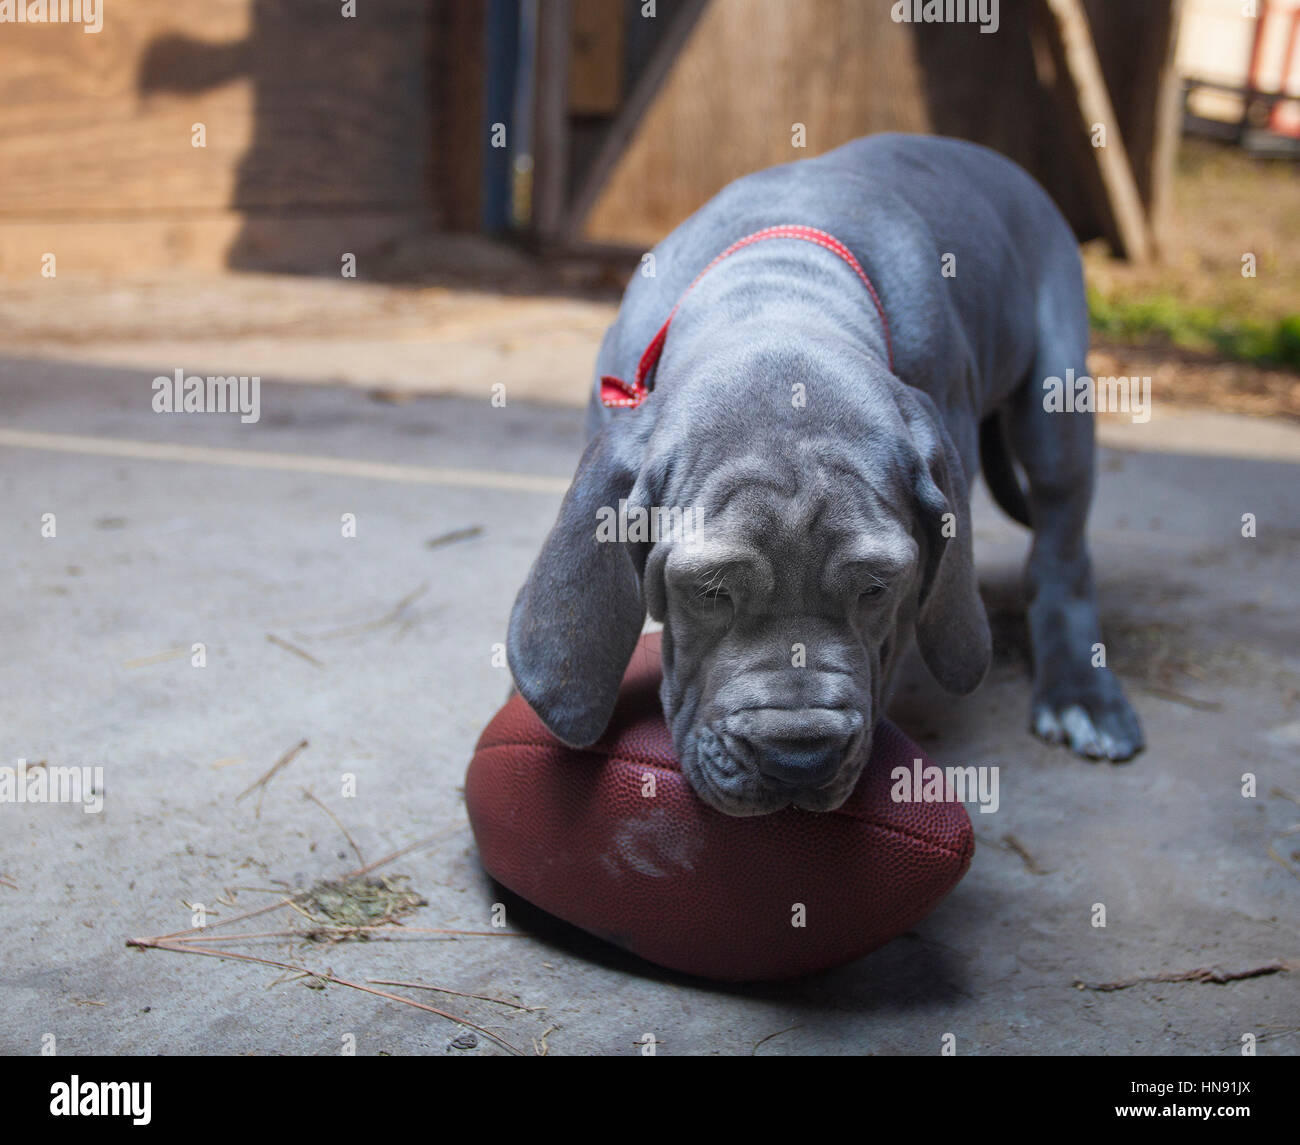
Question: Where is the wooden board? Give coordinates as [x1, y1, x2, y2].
[1034, 0, 1153, 261]
[582, 0, 929, 247]
[0, 0, 432, 219]
[434, 0, 489, 231]
[570, 0, 625, 115]
[579, 0, 1175, 255]
[0, 214, 425, 280]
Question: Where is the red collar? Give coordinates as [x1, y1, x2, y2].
[600, 224, 893, 409]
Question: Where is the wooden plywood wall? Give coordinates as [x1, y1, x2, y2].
[0, 0, 433, 276]
[582, 0, 929, 247]
[579, 0, 1173, 251]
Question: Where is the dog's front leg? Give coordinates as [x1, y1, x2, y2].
[1004, 345, 1145, 762]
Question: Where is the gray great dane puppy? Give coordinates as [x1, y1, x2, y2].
[509, 133, 1143, 817]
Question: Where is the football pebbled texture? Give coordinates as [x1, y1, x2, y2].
[466, 634, 974, 981]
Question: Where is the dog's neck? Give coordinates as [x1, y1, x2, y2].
[652, 240, 894, 382]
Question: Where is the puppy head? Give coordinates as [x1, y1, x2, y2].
[507, 346, 989, 815]
[642, 450, 914, 814]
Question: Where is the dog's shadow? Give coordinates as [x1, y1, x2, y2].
[885, 568, 1031, 743]
[486, 878, 972, 1022]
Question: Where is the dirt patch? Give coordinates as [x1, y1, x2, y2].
[1089, 341, 1300, 420]
[983, 586, 1294, 710]
[293, 874, 427, 937]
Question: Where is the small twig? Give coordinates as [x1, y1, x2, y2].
[339, 925, 525, 938]
[235, 739, 309, 805]
[301, 788, 365, 868]
[162, 924, 523, 944]
[1073, 960, 1297, 992]
[533, 1024, 556, 1056]
[426, 526, 484, 550]
[266, 633, 324, 668]
[122, 647, 188, 669]
[148, 897, 297, 943]
[751, 1022, 801, 1054]
[342, 828, 456, 880]
[1138, 684, 1222, 711]
[387, 582, 430, 616]
[0, 875, 17, 890]
[1002, 832, 1052, 876]
[126, 938, 523, 1055]
[366, 979, 543, 1012]
[1266, 841, 1300, 880]
[309, 583, 430, 642]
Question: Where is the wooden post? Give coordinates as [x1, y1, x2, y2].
[532, 0, 572, 243]
[1033, 0, 1153, 262]
[561, 0, 711, 244]
[1146, 0, 1185, 257]
[433, 0, 488, 232]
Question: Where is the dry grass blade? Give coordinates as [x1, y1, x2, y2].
[1001, 832, 1053, 876]
[343, 827, 459, 880]
[235, 739, 309, 804]
[366, 978, 543, 1011]
[1138, 684, 1223, 711]
[301, 788, 365, 867]
[1266, 841, 1300, 880]
[1073, 959, 1297, 992]
[426, 526, 483, 550]
[307, 582, 430, 642]
[266, 633, 324, 668]
[751, 1022, 800, 1054]
[122, 647, 188, 669]
[126, 937, 523, 1055]
[1271, 786, 1300, 808]
[161, 925, 524, 944]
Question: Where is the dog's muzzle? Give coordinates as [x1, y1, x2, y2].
[723, 706, 864, 791]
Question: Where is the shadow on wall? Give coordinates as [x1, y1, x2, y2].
[137, 0, 433, 277]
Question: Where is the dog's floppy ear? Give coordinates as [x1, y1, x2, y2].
[902, 396, 991, 695]
[507, 424, 651, 747]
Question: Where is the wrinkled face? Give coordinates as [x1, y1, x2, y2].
[643, 459, 923, 816]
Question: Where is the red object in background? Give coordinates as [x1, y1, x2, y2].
[465, 634, 974, 981]
[1249, 0, 1300, 138]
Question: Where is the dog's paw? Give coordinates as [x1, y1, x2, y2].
[1031, 672, 1144, 762]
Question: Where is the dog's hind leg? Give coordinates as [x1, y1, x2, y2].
[1005, 302, 1144, 762]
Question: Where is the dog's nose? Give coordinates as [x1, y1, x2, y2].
[750, 732, 851, 789]
[728, 707, 863, 790]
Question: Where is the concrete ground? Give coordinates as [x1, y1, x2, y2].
[2, 321, 1298, 1055]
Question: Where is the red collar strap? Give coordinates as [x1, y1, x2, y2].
[600, 224, 893, 409]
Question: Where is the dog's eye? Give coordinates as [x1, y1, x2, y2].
[696, 579, 732, 609]
[860, 584, 886, 600]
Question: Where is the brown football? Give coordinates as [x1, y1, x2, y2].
[465, 634, 974, 981]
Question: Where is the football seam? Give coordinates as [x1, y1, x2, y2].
[474, 738, 974, 861]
